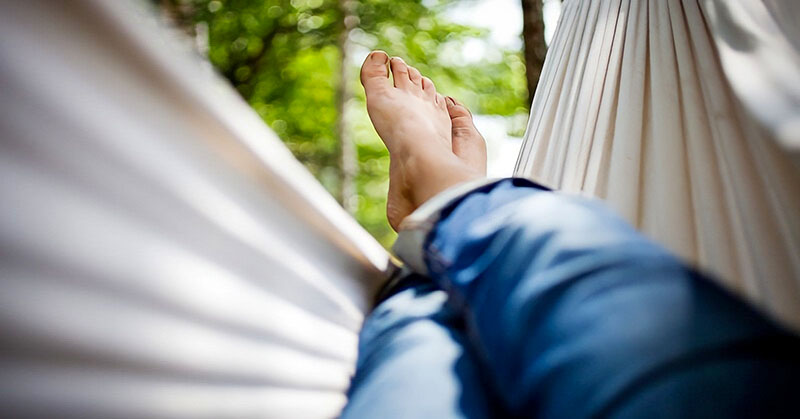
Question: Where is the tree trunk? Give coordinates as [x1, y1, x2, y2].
[156, 0, 195, 35]
[336, 0, 359, 214]
[156, 0, 207, 56]
[521, 0, 548, 105]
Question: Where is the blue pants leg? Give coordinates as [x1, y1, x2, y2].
[347, 179, 800, 418]
[426, 179, 800, 418]
[341, 275, 496, 419]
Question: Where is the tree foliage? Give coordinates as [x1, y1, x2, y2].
[158, 0, 529, 247]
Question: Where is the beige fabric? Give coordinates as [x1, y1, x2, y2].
[703, 0, 800, 159]
[515, 0, 800, 328]
[0, 0, 389, 417]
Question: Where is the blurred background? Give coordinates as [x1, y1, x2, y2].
[156, 0, 562, 247]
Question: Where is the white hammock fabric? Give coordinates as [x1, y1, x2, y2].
[0, 0, 389, 417]
[516, 0, 800, 328]
[704, 0, 800, 159]
[3, 0, 799, 416]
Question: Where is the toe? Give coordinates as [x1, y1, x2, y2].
[436, 93, 447, 110]
[446, 96, 472, 120]
[360, 51, 390, 93]
[390, 57, 412, 89]
[447, 96, 479, 138]
[446, 97, 487, 174]
[407, 66, 423, 87]
[421, 77, 436, 99]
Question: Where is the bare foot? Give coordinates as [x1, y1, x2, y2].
[445, 96, 487, 175]
[360, 51, 484, 230]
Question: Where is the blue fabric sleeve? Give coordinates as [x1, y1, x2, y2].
[426, 178, 800, 418]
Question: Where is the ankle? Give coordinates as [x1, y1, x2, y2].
[401, 152, 482, 207]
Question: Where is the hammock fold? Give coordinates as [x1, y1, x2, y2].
[0, 0, 389, 417]
[516, 0, 800, 329]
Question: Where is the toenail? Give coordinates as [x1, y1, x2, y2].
[371, 51, 388, 63]
[446, 96, 455, 107]
[391, 57, 405, 64]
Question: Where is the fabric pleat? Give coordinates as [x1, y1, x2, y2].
[516, 0, 800, 329]
[702, 0, 800, 159]
[0, 1, 389, 417]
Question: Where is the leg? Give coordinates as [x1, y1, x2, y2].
[362, 50, 800, 418]
[341, 274, 497, 419]
[425, 180, 800, 418]
[345, 52, 496, 418]
[359, 49, 800, 417]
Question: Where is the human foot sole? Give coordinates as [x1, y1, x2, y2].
[360, 51, 485, 230]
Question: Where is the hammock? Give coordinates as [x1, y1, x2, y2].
[0, 0, 388, 417]
[2, 0, 799, 417]
[516, 0, 800, 329]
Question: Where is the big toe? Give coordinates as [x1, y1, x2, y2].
[360, 51, 390, 93]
